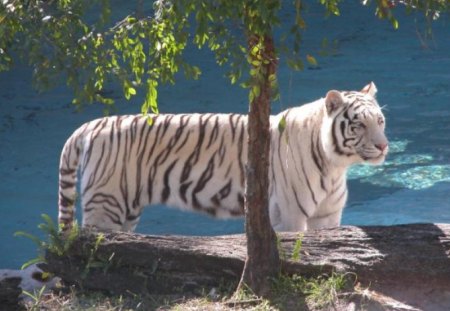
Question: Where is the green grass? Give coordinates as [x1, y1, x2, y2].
[271, 273, 349, 310]
[23, 272, 352, 311]
[303, 273, 349, 309]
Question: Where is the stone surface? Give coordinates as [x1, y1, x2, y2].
[0, 263, 61, 310]
[0, 277, 22, 311]
[45, 224, 450, 310]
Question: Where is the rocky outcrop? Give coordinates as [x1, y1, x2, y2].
[0, 277, 22, 311]
[44, 224, 450, 310]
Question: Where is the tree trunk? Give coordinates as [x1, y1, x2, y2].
[44, 224, 450, 310]
[239, 33, 280, 296]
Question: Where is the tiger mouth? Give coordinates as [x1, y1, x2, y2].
[362, 153, 386, 164]
[359, 151, 386, 161]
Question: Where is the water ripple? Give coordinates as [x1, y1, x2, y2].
[348, 140, 450, 190]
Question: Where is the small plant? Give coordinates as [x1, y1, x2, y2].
[291, 233, 303, 262]
[275, 232, 303, 262]
[227, 283, 272, 310]
[272, 272, 350, 310]
[231, 282, 258, 302]
[272, 273, 304, 294]
[81, 232, 107, 278]
[14, 214, 80, 269]
[304, 273, 348, 309]
[22, 285, 46, 311]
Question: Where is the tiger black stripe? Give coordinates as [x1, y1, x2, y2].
[175, 115, 191, 152]
[59, 167, 76, 176]
[162, 159, 179, 203]
[229, 114, 241, 142]
[80, 118, 108, 176]
[310, 130, 323, 174]
[146, 119, 165, 203]
[224, 163, 233, 179]
[206, 116, 220, 149]
[301, 157, 318, 206]
[83, 140, 107, 193]
[180, 114, 210, 183]
[126, 213, 140, 221]
[192, 154, 216, 210]
[59, 180, 75, 189]
[310, 132, 327, 193]
[129, 116, 139, 146]
[120, 130, 131, 217]
[160, 115, 175, 140]
[59, 192, 74, 207]
[218, 133, 227, 166]
[315, 128, 329, 191]
[176, 129, 192, 153]
[331, 114, 352, 156]
[276, 125, 289, 186]
[237, 193, 244, 208]
[333, 188, 347, 205]
[210, 179, 232, 206]
[291, 185, 309, 218]
[133, 121, 154, 210]
[96, 129, 114, 182]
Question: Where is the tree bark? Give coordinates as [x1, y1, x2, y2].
[239, 33, 280, 296]
[45, 224, 450, 310]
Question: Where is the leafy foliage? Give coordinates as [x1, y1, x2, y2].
[363, 0, 449, 29]
[2, 1, 446, 113]
[15, 214, 79, 269]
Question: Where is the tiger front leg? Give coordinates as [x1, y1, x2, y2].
[269, 202, 308, 232]
[307, 208, 343, 230]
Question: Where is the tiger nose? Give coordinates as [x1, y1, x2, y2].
[375, 143, 388, 152]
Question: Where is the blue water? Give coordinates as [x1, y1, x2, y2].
[1, 3, 450, 268]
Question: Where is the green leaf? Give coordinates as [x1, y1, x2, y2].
[268, 73, 277, 82]
[20, 257, 45, 270]
[291, 233, 303, 262]
[287, 58, 304, 71]
[251, 45, 259, 55]
[306, 54, 318, 67]
[143, 79, 159, 115]
[391, 18, 399, 29]
[278, 116, 286, 134]
[252, 85, 260, 98]
[128, 87, 136, 95]
[14, 231, 44, 248]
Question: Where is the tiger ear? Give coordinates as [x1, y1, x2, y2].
[325, 90, 344, 115]
[361, 82, 377, 97]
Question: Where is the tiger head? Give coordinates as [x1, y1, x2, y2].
[323, 82, 388, 166]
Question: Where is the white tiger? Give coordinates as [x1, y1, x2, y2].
[58, 82, 388, 233]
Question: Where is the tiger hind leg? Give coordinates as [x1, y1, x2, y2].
[82, 204, 125, 232]
[122, 216, 141, 232]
